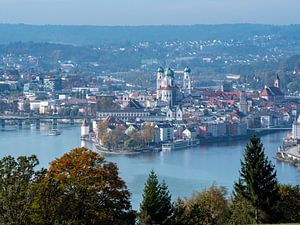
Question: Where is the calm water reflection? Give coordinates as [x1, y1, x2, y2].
[0, 125, 299, 209]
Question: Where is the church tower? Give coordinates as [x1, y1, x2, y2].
[156, 67, 164, 99]
[161, 68, 175, 107]
[183, 67, 192, 95]
[274, 74, 280, 88]
[239, 91, 248, 115]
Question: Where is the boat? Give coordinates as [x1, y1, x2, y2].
[48, 129, 61, 136]
[162, 139, 198, 151]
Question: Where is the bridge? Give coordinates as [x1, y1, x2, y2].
[249, 127, 291, 131]
[248, 127, 292, 134]
[0, 115, 97, 128]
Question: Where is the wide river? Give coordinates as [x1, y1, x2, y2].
[0, 124, 299, 209]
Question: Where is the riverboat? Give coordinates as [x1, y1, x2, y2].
[48, 129, 61, 136]
[162, 139, 198, 151]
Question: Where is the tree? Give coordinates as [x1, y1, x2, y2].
[128, 130, 143, 148]
[184, 185, 230, 225]
[183, 203, 206, 225]
[171, 199, 187, 225]
[273, 184, 300, 223]
[33, 147, 135, 225]
[139, 170, 172, 225]
[97, 119, 109, 141]
[110, 126, 126, 150]
[142, 123, 155, 146]
[234, 135, 278, 224]
[30, 172, 64, 225]
[96, 96, 120, 111]
[0, 155, 41, 225]
[228, 196, 257, 225]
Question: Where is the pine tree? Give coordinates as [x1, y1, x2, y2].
[158, 181, 173, 224]
[139, 170, 172, 225]
[234, 135, 279, 224]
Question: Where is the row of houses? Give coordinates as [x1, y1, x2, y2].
[92, 116, 248, 145]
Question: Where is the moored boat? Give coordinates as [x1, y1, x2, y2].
[162, 139, 198, 151]
[48, 129, 61, 136]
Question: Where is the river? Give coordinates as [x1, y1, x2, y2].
[0, 124, 299, 209]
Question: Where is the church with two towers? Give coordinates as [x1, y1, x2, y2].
[156, 66, 193, 107]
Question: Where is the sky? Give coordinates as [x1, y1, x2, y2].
[0, 0, 299, 26]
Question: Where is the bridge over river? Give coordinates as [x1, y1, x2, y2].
[247, 127, 292, 136]
[0, 115, 96, 128]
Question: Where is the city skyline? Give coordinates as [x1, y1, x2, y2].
[0, 0, 299, 26]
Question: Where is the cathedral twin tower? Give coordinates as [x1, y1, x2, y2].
[156, 67, 192, 107]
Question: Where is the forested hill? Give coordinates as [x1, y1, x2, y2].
[0, 23, 300, 45]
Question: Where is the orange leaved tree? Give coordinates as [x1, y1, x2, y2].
[32, 147, 135, 225]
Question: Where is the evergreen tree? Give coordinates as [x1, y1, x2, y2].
[234, 135, 278, 224]
[139, 170, 172, 225]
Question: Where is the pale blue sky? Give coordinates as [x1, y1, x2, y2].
[0, 0, 299, 25]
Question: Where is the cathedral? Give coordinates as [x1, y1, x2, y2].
[156, 66, 192, 106]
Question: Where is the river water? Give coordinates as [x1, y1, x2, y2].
[0, 124, 299, 209]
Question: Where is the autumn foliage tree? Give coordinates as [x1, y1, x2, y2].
[273, 184, 300, 223]
[33, 147, 135, 225]
[142, 123, 155, 146]
[171, 185, 230, 225]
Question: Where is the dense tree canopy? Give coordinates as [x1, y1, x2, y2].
[0, 148, 135, 225]
[273, 184, 300, 223]
[0, 155, 41, 225]
[36, 147, 135, 225]
[171, 186, 230, 225]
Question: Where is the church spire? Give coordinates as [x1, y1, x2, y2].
[274, 74, 280, 88]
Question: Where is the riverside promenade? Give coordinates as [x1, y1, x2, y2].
[277, 145, 300, 168]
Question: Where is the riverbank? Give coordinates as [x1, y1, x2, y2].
[89, 140, 157, 155]
[86, 129, 288, 155]
[276, 146, 300, 168]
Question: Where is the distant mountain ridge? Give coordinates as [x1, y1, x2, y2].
[1, 24, 300, 45]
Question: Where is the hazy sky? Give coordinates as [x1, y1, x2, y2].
[0, 0, 299, 25]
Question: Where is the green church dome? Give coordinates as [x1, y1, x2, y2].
[184, 67, 191, 73]
[157, 67, 164, 73]
[165, 68, 174, 77]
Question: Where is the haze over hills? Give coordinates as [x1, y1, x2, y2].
[1, 23, 300, 45]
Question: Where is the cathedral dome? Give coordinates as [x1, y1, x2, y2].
[165, 68, 174, 77]
[184, 67, 191, 73]
[157, 67, 164, 73]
